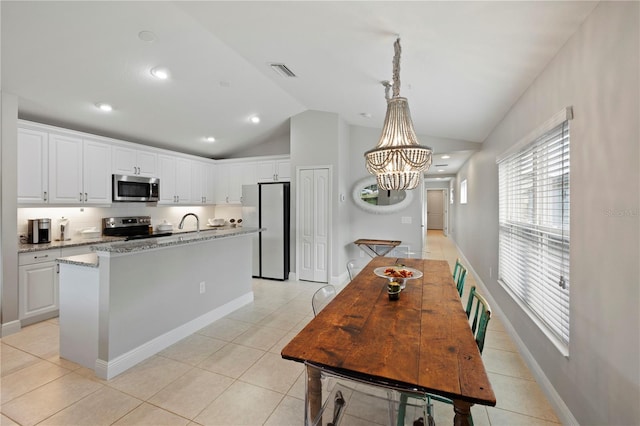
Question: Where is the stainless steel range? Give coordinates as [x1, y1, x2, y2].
[102, 216, 172, 241]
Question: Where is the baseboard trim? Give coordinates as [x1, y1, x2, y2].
[94, 292, 254, 380]
[1, 320, 21, 337]
[454, 245, 579, 426]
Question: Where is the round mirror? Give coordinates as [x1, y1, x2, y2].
[352, 177, 414, 214]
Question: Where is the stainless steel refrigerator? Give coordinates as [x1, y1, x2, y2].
[242, 183, 290, 280]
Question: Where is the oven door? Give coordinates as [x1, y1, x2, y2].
[112, 174, 159, 202]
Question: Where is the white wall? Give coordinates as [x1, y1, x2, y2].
[346, 126, 424, 262]
[1, 93, 19, 330]
[454, 3, 639, 424]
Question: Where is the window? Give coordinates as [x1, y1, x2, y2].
[460, 179, 468, 204]
[497, 107, 572, 354]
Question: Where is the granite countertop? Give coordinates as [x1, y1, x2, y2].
[94, 227, 262, 255]
[18, 226, 245, 254]
[57, 253, 99, 268]
[18, 236, 124, 253]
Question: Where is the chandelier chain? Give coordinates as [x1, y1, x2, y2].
[392, 38, 401, 98]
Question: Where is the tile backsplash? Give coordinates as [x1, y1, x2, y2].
[18, 204, 243, 240]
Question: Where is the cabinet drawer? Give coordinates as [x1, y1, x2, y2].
[19, 249, 61, 266]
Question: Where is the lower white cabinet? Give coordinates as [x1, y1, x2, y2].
[18, 246, 93, 324]
[18, 249, 60, 323]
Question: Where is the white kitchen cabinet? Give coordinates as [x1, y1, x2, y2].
[18, 249, 60, 322]
[83, 139, 112, 204]
[48, 132, 84, 203]
[215, 163, 244, 204]
[256, 159, 290, 182]
[112, 145, 157, 177]
[17, 127, 49, 204]
[158, 154, 192, 204]
[205, 164, 217, 204]
[48, 133, 112, 205]
[191, 160, 216, 204]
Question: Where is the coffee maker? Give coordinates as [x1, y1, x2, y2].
[27, 218, 51, 244]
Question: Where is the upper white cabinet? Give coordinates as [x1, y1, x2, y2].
[17, 127, 49, 204]
[82, 139, 113, 204]
[158, 154, 192, 204]
[256, 159, 290, 182]
[112, 145, 157, 177]
[191, 160, 216, 204]
[48, 132, 83, 204]
[215, 163, 255, 204]
[48, 133, 112, 204]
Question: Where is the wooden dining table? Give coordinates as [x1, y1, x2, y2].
[281, 256, 496, 426]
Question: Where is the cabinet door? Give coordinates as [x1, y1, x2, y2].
[256, 161, 276, 182]
[276, 159, 291, 181]
[205, 164, 217, 204]
[112, 145, 137, 175]
[228, 163, 243, 204]
[158, 155, 177, 204]
[19, 261, 58, 320]
[136, 151, 157, 177]
[191, 161, 205, 204]
[113, 147, 157, 177]
[48, 133, 84, 204]
[17, 128, 49, 204]
[215, 164, 230, 204]
[83, 139, 112, 204]
[175, 158, 192, 203]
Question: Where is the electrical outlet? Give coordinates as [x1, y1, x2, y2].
[199, 281, 206, 294]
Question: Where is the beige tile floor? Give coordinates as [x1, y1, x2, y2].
[0, 230, 561, 425]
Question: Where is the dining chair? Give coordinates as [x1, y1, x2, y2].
[312, 285, 337, 316]
[397, 286, 491, 426]
[347, 259, 363, 281]
[455, 263, 468, 298]
[452, 258, 462, 281]
[305, 361, 429, 426]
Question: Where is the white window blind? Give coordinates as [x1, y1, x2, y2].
[497, 110, 571, 351]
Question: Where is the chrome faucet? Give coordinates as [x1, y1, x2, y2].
[178, 213, 200, 233]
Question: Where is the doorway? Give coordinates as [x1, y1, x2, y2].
[426, 189, 448, 235]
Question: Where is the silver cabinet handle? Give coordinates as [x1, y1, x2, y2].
[34, 254, 49, 259]
[43, 191, 48, 201]
[80, 192, 83, 201]
[84, 192, 88, 202]
[177, 195, 179, 203]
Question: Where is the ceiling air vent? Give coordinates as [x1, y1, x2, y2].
[435, 164, 449, 167]
[270, 63, 297, 78]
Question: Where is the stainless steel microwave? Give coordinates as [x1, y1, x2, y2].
[112, 174, 160, 202]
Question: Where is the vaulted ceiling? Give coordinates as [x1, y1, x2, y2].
[2, 1, 597, 175]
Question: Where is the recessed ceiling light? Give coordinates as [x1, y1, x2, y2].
[150, 67, 169, 80]
[95, 102, 113, 112]
[205, 136, 216, 143]
[438, 169, 445, 173]
[138, 30, 157, 43]
[360, 113, 372, 119]
[441, 155, 451, 159]
[250, 116, 261, 124]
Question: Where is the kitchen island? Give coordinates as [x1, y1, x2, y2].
[57, 227, 260, 379]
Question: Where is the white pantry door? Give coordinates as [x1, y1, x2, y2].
[426, 189, 445, 230]
[298, 168, 329, 282]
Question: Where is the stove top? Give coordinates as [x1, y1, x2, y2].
[102, 215, 154, 238]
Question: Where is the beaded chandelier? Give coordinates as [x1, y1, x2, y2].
[365, 38, 432, 190]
